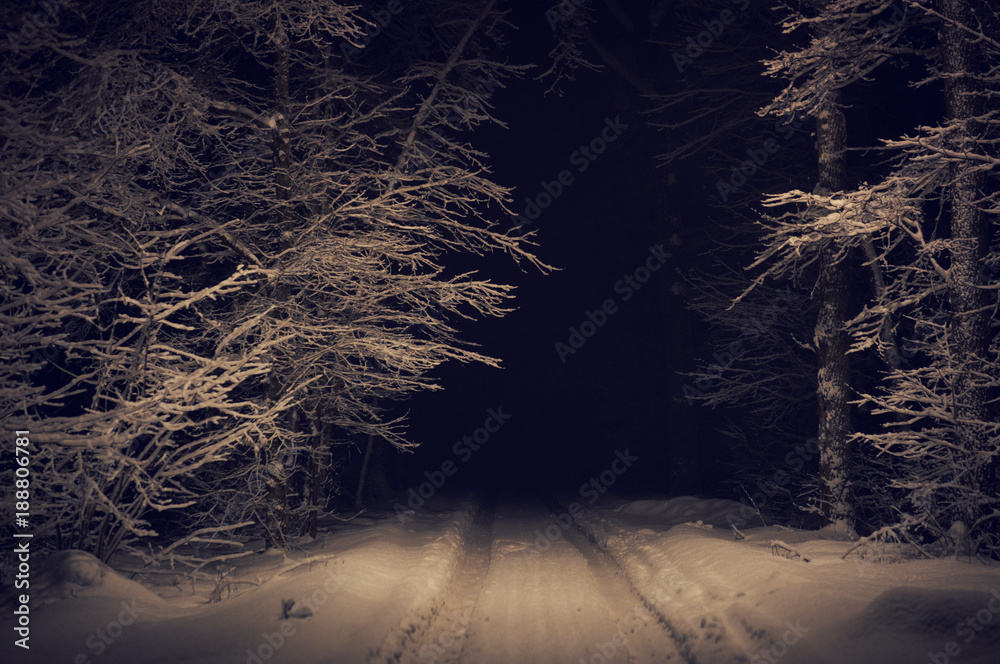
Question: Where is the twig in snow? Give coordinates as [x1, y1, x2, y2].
[327, 508, 367, 522]
[741, 486, 768, 527]
[275, 553, 345, 577]
[209, 579, 259, 603]
[770, 540, 810, 562]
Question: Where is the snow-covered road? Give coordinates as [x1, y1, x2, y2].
[392, 500, 686, 663]
[7, 495, 1000, 664]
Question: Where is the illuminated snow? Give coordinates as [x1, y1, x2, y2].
[6, 496, 999, 664]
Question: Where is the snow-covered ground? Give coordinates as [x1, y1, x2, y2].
[4, 499, 475, 664]
[574, 496, 1000, 664]
[3, 495, 999, 663]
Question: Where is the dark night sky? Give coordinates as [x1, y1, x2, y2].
[405, 4, 685, 498]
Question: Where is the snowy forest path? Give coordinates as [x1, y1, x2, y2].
[379, 498, 687, 664]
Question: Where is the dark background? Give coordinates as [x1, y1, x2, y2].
[354, 0, 946, 509]
[404, 3, 713, 500]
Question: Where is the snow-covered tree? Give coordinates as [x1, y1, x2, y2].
[749, 0, 876, 528]
[850, 0, 999, 557]
[0, 1, 295, 559]
[746, 0, 999, 555]
[1, 0, 548, 558]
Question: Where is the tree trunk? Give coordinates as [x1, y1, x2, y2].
[263, 8, 293, 550]
[356, 431, 375, 506]
[813, 86, 853, 526]
[354, 395, 381, 506]
[940, 0, 995, 526]
[655, 181, 701, 497]
[306, 419, 330, 539]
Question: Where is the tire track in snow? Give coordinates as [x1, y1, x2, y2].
[457, 500, 687, 663]
[558, 516, 691, 662]
[406, 499, 494, 664]
[568, 505, 752, 664]
[545, 498, 694, 664]
[371, 498, 733, 663]
[568, 522, 702, 664]
[365, 500, 483, 664]
[368, 499, 494, 664]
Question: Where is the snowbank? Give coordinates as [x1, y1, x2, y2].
[4, 500, 475, 664]
[29, 550, 168, 608]
[575, 495, 1000, 664]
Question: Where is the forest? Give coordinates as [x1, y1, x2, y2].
[2, 0, 998, 579]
